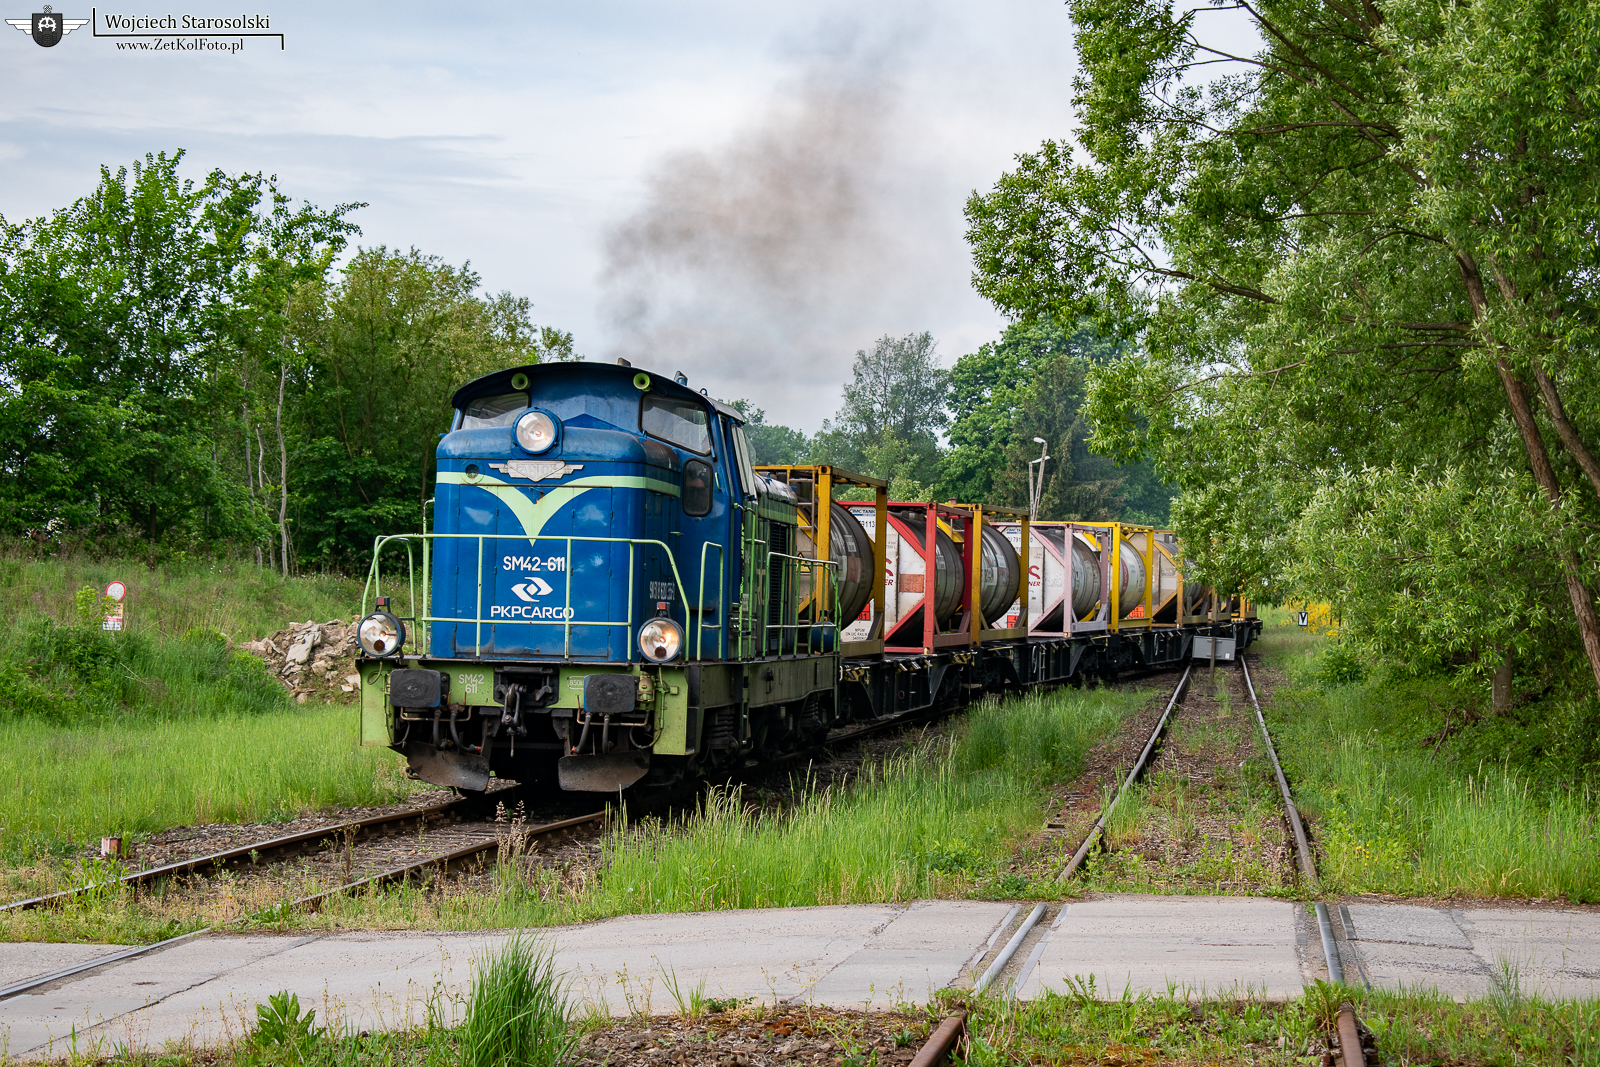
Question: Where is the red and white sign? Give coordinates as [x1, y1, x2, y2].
[103, 580, 127, 631]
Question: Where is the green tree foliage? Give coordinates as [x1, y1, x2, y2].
[726, 400, 810, 465]
[965, 0, 1600, 697]
[937, 319, 1169, 522]
[0, 151, 357, 546]
[290, 248, 569, 567]
[811, 333, 948, 496]
[0, 152, 570, 572]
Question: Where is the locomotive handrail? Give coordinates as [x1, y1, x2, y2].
[362, 532, 698, 661]
[696, 540, 725, 661]
[767, 549, 841, 656]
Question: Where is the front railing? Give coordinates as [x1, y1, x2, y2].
[362, 533, 706, 662]
[362, 532, 843, 663]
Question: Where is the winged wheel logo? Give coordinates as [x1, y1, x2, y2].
[6, 4, 87, 46]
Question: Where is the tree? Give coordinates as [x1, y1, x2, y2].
[936, 318, 1167, 520]
[292, 247, 571, 569]
[0, 151, 357, 552]
[726, 400, 809, 465]
[811, 333, 948, 490]
[0, 152, 572, 573]
[966, 0, 1600, 697]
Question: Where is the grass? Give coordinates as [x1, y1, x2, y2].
[573, 685, 1148, 915]
[5, 682, 1150, 942]
[457, 934, 573, 1067]
[0, 552, 406, 867]
[1257, 607, 1600, 901]
[0, 551, 363, 646]
[954, 980, 1600, 1067]
[0, 704, 422, 865]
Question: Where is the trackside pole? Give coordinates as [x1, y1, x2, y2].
[1209, 592, 1218, 680]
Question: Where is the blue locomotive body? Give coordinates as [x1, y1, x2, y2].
[355, 360, 1260, 796]
[429, 365, 721, 661]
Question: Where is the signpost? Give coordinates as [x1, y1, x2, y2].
[103, 580, 127, 631]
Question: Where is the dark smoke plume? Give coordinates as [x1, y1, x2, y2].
[599, 40, 948, 423]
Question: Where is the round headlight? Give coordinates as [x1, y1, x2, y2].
[638, 617, 683, 662]
[515, 411, 557, 453]
[359, 611, 407, 658]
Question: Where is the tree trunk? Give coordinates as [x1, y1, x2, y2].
[1530, 361, 1600, 502]
[1492, 648, 1513, 714]
[276, 360, 290, 579]
[243, 366, 261, 569]
[1456, 251, 1600, 697]
[255, 426, 270, 570]
[1491, 358, 1600, 696]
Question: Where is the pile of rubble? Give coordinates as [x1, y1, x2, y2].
[239, 618, 363, 705]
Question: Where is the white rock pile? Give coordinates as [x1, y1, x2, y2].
[240, 618, 363, 704]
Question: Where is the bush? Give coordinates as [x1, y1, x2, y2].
[1314, 643, 1368, 687]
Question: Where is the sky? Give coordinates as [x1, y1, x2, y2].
[0, 0, 1085, 430]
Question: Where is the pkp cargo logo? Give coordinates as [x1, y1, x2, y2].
[7, 4, 87, 46]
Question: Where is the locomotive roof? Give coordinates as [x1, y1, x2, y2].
[451, 361, 747, 423]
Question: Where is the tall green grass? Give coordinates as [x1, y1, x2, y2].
[457, 934, 573, 1067]
[568, 685, 1145, 916]
[0, 705, 422, 860]
[1257, 608, 1600, 901]
[0, 553, 362, 645]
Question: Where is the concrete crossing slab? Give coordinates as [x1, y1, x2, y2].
[1344, 906, 1600, 1001]
[0, 902, 1016, 1059]
[1016, 896, 1303, 1001]
[0, 944, 127, 990]
[2, 896, 1597, 1059]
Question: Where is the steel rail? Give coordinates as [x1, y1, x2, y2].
[0, 796, 475, 914]
[0, 809, 606, 1005]
[1056, 664, 1192, 882]
[1238, 655, 1347, 985]
[275, 809, 606, 913]
[973, 902, 1047, 993]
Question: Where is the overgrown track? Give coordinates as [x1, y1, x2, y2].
[1, 795, 479, 914]
[1054, 664, 1193, 882]
[1050, 654, 1356, 987]
[1240, 653, 1360, 989]
[0, 806, 607, 1003]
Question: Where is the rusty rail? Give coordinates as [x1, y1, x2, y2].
[1056, 665, 1191, 881]
[909, 1013, 966, 1067]
[0, 809, 605, 1004]
[0, 795, 477, 914]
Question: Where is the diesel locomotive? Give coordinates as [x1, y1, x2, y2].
[355, 360, 1260, 795]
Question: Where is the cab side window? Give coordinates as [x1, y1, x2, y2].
[641, 395, 713, 455]
[683, 459, 713, 517]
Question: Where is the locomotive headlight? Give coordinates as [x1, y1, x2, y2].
[638, 617, 683, 662]
[358, 611, 407, 658]
[515, 411, 557, 453]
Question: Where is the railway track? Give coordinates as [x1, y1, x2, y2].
[1, 794, 482, 915]
[0, 805, 605, 1003]
[1038, 654, 1360, 989]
